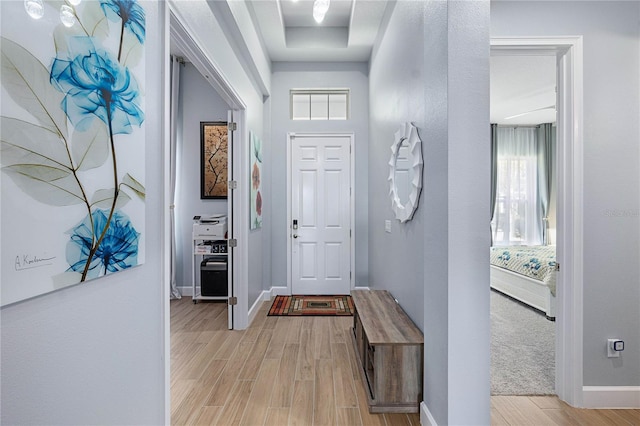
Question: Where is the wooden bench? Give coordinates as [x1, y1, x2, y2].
[350, 290, 423, 413]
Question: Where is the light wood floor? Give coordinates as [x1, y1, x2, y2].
[171, 298, 640, 426]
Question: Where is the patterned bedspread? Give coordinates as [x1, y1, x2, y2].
[490, 245, 557, 296]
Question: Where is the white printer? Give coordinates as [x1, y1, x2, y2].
[193, 214, 228, 238]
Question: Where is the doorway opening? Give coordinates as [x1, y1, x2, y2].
[490, 37, 584, 407]
[490, 52, 558, 396]
[164, 5, 251, 421]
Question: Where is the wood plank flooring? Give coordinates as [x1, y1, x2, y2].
[171, 298, 640, 426]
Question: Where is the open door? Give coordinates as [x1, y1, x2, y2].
[226, 110, 235, 330]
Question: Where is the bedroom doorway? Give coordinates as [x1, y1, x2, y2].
[490, 37, 585, 406]
[489, 52, 558, 397]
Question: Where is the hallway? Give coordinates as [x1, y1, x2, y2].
[170, 298, 420, 425]
[170, 299, 640, 426]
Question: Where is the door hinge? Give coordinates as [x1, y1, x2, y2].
[228, 180, 238, 190]
[228, 296, 238, 306]
[228, 122, 237, 131]
[228, 238, 238, 248]
[555, 262, 560, 272]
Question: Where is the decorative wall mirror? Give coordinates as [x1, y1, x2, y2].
[388, 122, 423, 222]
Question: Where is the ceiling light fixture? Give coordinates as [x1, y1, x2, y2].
[68, 0, 81, 6]
[313, 0, 330, 23]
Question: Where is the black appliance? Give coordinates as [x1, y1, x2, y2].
[200, 256, 227, 297]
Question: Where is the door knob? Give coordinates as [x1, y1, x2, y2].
[293, 234, 298, 239]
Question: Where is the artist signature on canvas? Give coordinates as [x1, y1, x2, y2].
[14, 254, 56, 271]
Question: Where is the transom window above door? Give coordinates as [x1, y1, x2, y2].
[290, 89, 349, 120]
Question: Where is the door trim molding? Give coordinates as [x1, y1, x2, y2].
[286, 132, 355, 295]
[168, 4, 249, 331]
[165, 5, 251, 422]
[490, 36, 584, 407]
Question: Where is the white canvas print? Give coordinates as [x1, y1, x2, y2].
[1, 0, 146, 306]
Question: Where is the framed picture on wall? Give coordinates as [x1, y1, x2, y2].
[200, 121, 228, 199]
[250, 132, 263, 230]
[1, 0, 147, 306]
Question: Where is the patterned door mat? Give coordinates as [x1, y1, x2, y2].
[268, 295, 354, 316]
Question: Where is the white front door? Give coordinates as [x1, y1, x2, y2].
[290, 134, 352, 295]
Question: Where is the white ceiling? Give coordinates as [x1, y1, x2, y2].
[247, 0, 389, 62]
[490, 55, 557, 125]
[171, 1, 557, 126]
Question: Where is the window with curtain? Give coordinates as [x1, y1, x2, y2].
[492, 127, 542, 246]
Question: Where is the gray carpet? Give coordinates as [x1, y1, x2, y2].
[491, 289, 555, 395]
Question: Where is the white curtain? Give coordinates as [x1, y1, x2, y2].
[492, 127, 542, 246]
[170, 56, 182, 299]
[537, 123, 554, 245]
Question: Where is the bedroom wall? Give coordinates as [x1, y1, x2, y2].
[176, 63, 230, 294]
[492, 0, 640, 388]
[269, 62, 370, 289]
[369, 1, 490, 424]
[170, 0, 270, 319]
[0, 2, 166, 423]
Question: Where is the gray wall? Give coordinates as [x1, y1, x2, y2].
[269, 62, 370, 289]
[368, 1, 425, 330]
[176, 63, 229, 293]
[370, 1, 491, 424]
[0, 2, 166, 423]
[492, 0, 640, 389]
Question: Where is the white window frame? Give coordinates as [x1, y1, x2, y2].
[290, 89, 350, 121]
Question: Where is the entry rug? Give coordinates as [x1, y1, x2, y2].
[268, 295, 354, 316]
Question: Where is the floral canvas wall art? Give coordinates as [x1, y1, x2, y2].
[0, 0, 146, 306]
[250, 132, 262, 230]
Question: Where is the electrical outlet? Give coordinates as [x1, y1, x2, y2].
[607, 339, 624, 358]
[385, 220, 391, 233]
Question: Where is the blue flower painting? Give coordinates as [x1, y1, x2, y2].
[50, 37, 144, 134]
[101, 0, 146, 46]
[67, 210, 140, 279]
[0, 0, 146, 305]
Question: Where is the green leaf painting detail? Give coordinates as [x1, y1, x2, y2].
[90, 188, 131, 210]
[1, 38, 68, 136]
[72, 121, 109, 171]
[122, 173, 146, 201]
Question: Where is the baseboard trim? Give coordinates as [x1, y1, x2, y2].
[248, 290, 272, 326]
[177, 286, 192, 297]
[266, 286, 367, 297]
[582, 386, 640, 408]
[270, 286, 289, 297]
[420, 401, 438, 426]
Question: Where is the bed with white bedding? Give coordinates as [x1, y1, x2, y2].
[490, 245, 557, 319]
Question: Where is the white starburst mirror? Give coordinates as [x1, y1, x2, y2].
[388, 122, 423, 223]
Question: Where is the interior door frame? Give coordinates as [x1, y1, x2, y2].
[491, 37, 584, 407]
[286, 133, 356, 296]
[168, 6, 249, 329]
[164, 4, 251, 422]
